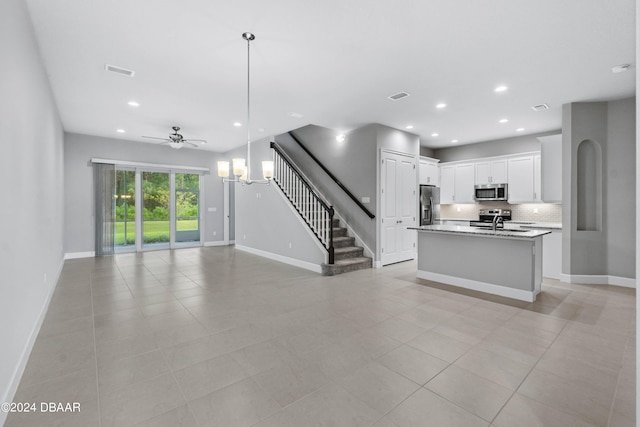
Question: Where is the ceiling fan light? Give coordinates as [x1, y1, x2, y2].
[169, 142, 183, 149]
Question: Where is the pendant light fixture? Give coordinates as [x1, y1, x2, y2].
[217, 32, 273, 184]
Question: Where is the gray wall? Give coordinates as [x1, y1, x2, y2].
[432, 130, 560, 162]
[562, 98, 635, 278]
[0, 0, 65, 418]
[230, 137, 326, 267]
[606, 98, 635, 278]
[420, 146, 436, 158]
[64, 133, 227, 254]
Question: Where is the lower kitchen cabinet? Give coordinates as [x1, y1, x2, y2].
[542, 230, 561, 279]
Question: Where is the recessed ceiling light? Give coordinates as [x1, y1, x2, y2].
[288, 112, 304, 118]
[431, 133, 439, 137]
[451, 139, 458, 143]
[116, 129, 125, 133]
[336, 134, 346, 142]
[405, 125, 414, 130]
[516, 128, 525, 132]
[611, 64, 631, 73]
[233, 122, 242, 127]
[499, 118, 509, 123]
[258, 128, 265, 132]
[436, 103, 447, 109]
[494, 85, 508, 92]
[127, 101, 139, 107]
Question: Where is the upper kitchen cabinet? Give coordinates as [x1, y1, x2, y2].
[507, 154, 541, 203]
[538, 134, 562, 203]
[419, 157, 440, 186]
[440, 165, 455, 203]
[475, 158, 507, 185]
[439, 162, 475, 204]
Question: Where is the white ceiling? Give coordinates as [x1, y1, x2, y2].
[26, 0, 636, 152]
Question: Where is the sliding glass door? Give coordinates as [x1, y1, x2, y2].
[107, 168, 203, 252]
[114, 169, 136, 251]
[142, 171, 171, 249]
[175, 173, 200, 244]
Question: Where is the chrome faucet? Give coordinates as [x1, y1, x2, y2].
[492, 215, 504, 231]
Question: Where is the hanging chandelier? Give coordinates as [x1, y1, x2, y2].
[217, 32, 273, 185]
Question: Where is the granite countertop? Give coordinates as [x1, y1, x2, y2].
[518, 222, 562, 230]
[438, 219, 562, 230]
[409, 225, 551, 239]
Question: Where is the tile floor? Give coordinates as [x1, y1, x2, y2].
[5, 246, 635, 427]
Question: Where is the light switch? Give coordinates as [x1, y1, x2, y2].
[208, 207, 217, 212]
[361, 197, 370, 203]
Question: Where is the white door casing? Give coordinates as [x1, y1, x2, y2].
[381, 150, 417, 266]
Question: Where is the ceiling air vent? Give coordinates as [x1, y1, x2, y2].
[531, 103, 549, 112]
[388, 92, 410, 101]
[105, 64, 135, 77]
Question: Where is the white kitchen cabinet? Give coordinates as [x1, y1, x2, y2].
[440, 165, 455, 204]
[454, 163, 475, 203]
[475, 159, 507, 185]
[543, 230, 562, 279]
[507, 156, 535, 203]
[419, 157, 440, 186]
[539, 134, 562, 203]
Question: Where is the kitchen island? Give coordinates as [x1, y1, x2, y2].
[410, 225, 551, 302]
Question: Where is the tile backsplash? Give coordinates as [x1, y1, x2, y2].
[440, 202, 562, 223]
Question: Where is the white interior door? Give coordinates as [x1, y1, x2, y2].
[381, 151, 417, 265]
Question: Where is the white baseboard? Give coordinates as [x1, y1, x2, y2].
[559, 274, 636, 288]
[373, 261, 383, 269]
[64, 251, 95, 259]
[204, 241, 229, 247]
[235, 245, 322, 274]
[1, 257, 65, 426]
[417, 270, 537, 302]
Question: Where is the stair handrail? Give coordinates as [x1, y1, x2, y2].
[271, 141, 335, 264]
[287, 132, 375, 219]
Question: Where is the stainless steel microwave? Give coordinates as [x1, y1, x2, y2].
[474, 183, 507, 201]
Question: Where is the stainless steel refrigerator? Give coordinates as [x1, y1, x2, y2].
[420, 185, 440, 225]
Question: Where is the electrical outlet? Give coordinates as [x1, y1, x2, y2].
[456, 207, 461, 212]
[289, 242, 292, 249]
[361, 197, 370, 203]
[243, 234, 246, 239]
[208, 207, 217, 212]
[533, 208, 539, 214]
[213, 231, 217, 236]
[43, 273, 46, 283]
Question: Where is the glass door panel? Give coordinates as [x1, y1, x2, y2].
[175, 173, 200, 244]
[114, 169, 136, 251]
[142, 172, 170, 249]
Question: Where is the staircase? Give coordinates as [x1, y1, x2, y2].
[271, 141, 372, 276]
[321, 218, 372, 276]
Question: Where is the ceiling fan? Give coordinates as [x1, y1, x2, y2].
[142, 126, 207, 150]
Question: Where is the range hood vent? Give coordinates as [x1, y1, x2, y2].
[105, 64, 135, 77]
[388, 92, 410, 101]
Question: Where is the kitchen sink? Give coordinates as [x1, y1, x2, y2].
[493, 229, 531, 233]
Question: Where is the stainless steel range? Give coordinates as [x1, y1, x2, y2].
[470, 209, 512, 229]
